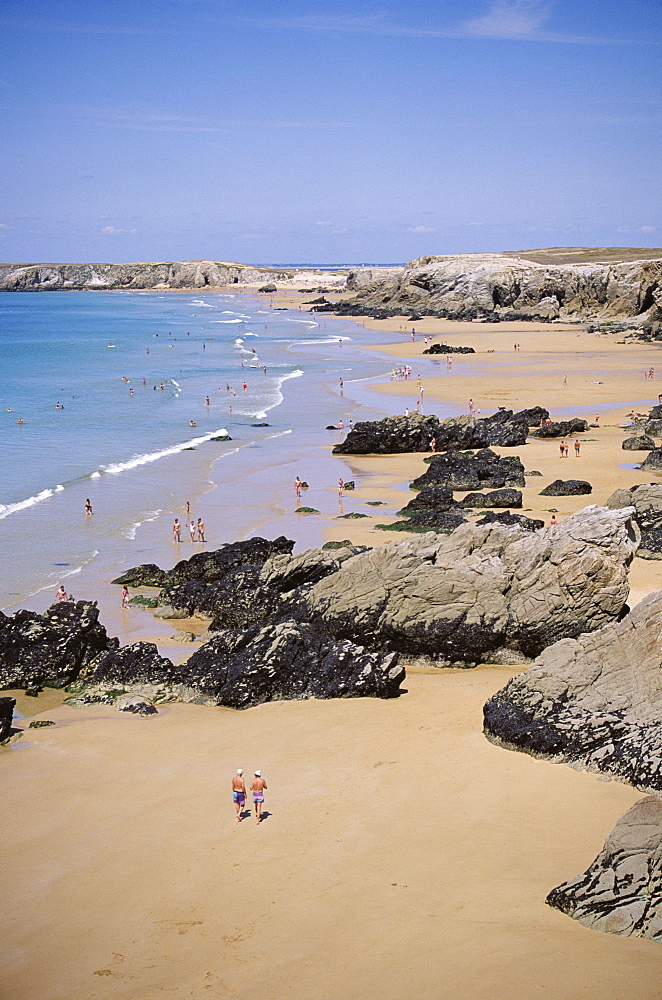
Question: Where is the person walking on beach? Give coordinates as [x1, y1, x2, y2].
[185, 501, 190, 515]
[173, 518, 182, 542]
[339, 378, 344, 395]
[574, 439, 581, 457]
[338, 477, 344, 496]
[197, 517, 205, 542]
[121, 585, 130, 608]
[233, 769, 247, 822]
[560, 441, 566, 458]
[85, 498, 93, 516]
[294, 476, 302, 498]
[251, 770, 267, 824]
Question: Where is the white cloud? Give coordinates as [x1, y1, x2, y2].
[408, 225, 436, 233]
[462, 0, 551, 39]
[101, 226, 137, 235]
[617, 225, 657, 233]
[314, 221, 333, 227]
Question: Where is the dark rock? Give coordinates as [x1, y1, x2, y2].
[114, 536, 294, 589]
[322, 540, 354, 550]
[476, 511, 544, 531]
[0, 601, 113, 690]
[622, 436, 655, 450]
[606, 483, 662, 557]
[0, 696, 15, 741]
[333, 413, 442, 454]
[532, 419, 590, 438]
[210, 434, 232, 441]
[295, 507, 319, 514]
[28, 719, 55, 728]
[411, 449, 525, 492]
[258, 283, 277, 292]
[180, 620, 405, 708]
[525, 470, 543, 476]
[461, 488, 523, 508]
[648, 405, 662, 420]
[422, 343, 476, 354]
[397, 486, 459, 516]
[343, 480, 355, 490]
[337, 512, 369, 519]
[640, 448, 662, 470]
[513, 406, 550, 427]
[546, 795, 662, 942]
[117, 698, 158, 716]
[251, 423, 269, 427]
[87, 641, 178, 687]
[642, 419, 662, 436]
[539, 479, 592, 496]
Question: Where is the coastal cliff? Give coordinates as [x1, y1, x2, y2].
[333, 250, 662, 323]
[0, 260, 343, 291]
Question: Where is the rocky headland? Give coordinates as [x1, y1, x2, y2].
[315, 251, 662, 323]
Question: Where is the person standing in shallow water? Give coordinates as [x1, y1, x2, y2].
[251, 771, 267, 824]
[197, 517, 205, 542]
[173, 518, 181, 542]
[232, 769, 247, 822]
[85, 498, 93, 516]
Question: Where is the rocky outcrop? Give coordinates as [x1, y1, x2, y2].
[546, 795, 662, 942]
[293, 505, 638, 664]
[476, 511, 544, 531]
[0, 601, 113, 689]
[319, 253, 662, 322]
[539, 479, 592, 496]
[622, 436, 656, 450]
[0, 697, 15, 741]
[411, 449, 525, 492]
[461, 488, 523, 508]
[333, 411, 533, 455]
[483, 589, 662, 791]
[179, 622, 404, 708]
[532, 419, 590, 438]
[640, 448, 662, 471]
[607, 483, 662, 557]
[0, 261, 345, 292]
[422, 343, 475, 355]
[397, 486, 463, 517]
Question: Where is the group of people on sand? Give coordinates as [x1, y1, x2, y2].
[559, 440, 581, 457]
[172, 516, 205, 542]
[232, 769, 268, 824]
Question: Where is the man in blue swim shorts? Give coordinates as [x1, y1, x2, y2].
[251, 770, 268, 824]
[232, 769, 246, 822]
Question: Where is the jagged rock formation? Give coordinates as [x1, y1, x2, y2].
[333, 411, 535, 455]
[411, 449, 525, 492]
[641, 448, 662, 470]
[0, 601, 113, 689]
[476, 511, 544, 531]
[546, 795, 662, 941]
[531, 419, 590, 438]
[539, 479, 592, 496]
[483, 589, 662, 791]
[422, 343, 475, 355]
[0, 261, 344, 292]
[315, 252, 662, 322]
[0, 697, 15, 741]
[622, 436, 655, 450]
[291, 505, 637, 664]
[607, 483, 662, 557]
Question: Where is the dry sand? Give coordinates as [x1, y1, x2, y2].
[4, 669, 661, 1000]
[5, 298, 662, 998]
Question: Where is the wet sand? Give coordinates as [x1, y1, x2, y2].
[3, 669, 661, 1000]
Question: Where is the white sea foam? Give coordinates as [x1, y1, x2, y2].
[287, 319, 318, 326]
[189, 299, 215, 308]
[171, 379, 181, 389]
[0, 487, 64, 520]
[91, 471, 101, 479]
[99, 429, 230, 476]
[125, 509, 163, 540]
[212, 319, 243, 324]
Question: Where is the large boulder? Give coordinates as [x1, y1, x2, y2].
[178, 621, 405, 708]
[411, 449, 525, 492]
[622, 436, 656, 450]
[546, 795, 662, 942]
[293, 505, 638, 664]
[640, 448, 662, 471]
[461, 488, 522, 508]
[532, 419, 590, 438]
[397, 486, 462, 517]
[476, 511, 544, 531]
[422, 342, 475, 354]
[641, 419, 662, 436]
[483, 589, 662, 791]
[539, 479, 592, 496]
[0, 601, 113, 689]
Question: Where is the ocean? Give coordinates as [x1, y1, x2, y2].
[0, 290, 431, 620]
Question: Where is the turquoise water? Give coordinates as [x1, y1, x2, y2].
[0, 290, 425, 613]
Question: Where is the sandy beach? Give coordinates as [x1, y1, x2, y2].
[4, 293, 662, 998]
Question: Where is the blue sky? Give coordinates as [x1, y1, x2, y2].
[1, 0, 661, 264]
